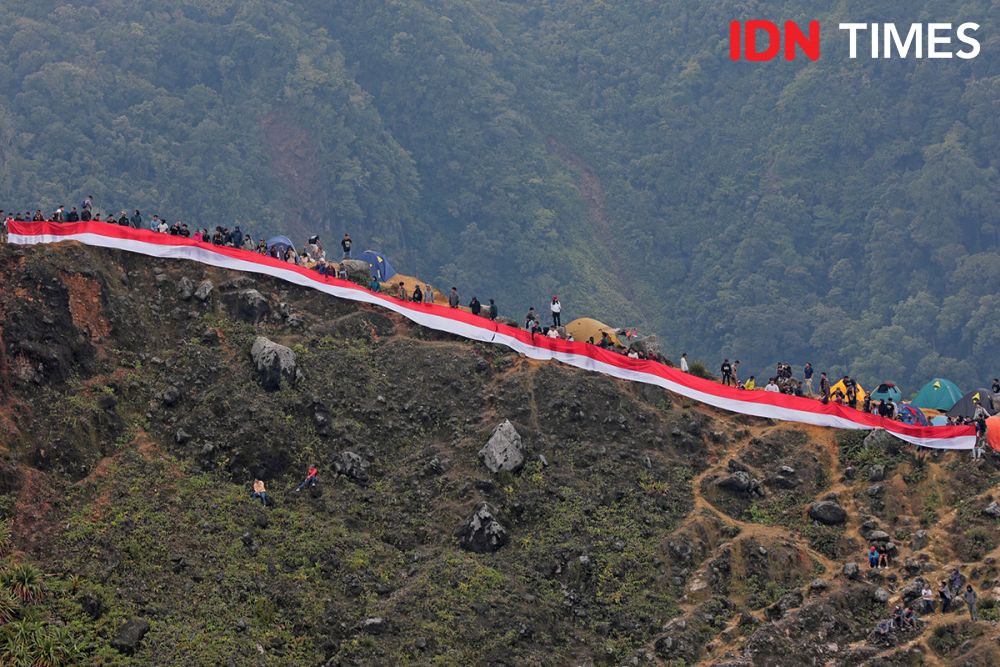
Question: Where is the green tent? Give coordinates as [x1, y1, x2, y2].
[912, 378, 963, 411]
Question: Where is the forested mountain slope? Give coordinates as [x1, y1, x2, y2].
[0, 0, 997, 388]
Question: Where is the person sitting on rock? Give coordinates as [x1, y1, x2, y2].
[369, 275, 381, 292]
[251, 479, 269, 506]
[878, 549, 889, 569]
[295, 465, 318, 492]
[743, 376, 756, 391]
[902, 607, 917, 629]
[868, 546, 879, 569]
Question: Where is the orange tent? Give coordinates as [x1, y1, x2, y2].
[987, 415, 1000, 453]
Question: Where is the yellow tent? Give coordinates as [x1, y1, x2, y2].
[828, 379, 867, 404]
[565, 317, 621, 346]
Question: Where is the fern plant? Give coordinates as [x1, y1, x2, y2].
[1, 564, 43, 603]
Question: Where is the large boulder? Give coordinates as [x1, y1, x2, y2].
[339, 259, 372, 284]
[808, 500, 847, 525]
[194, 279, 214, 302]
[111, 618, 150, 655]
[224, 289, 270, 323]
[250, 336, 300, 391]
[862, 429, 904, 454]
[457, 503, 508, 553]
[333, 451, 370, 483]
[479, 420, 524, 473]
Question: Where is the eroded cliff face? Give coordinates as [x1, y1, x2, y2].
[0, 241, 998, 666]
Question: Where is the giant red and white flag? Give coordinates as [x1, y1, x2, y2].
[8, 221, 975, 450]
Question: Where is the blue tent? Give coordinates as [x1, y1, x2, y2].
[897, 405, 929, 426]
[931, 415, 949, 426]
[358, 250, 397, 282]
[869, 382, 902, 404]
[266, 235, 295, 258]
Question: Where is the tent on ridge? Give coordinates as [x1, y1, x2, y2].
[266, 235, 295, 258]
[566, 317, 621, 347]
[948, 389, 997, 418]
[828, 378, 866, 403]
[897, 405, 929, 426]
[987, 415, 1000, 454]
[869, 382, 902, 404]
[357, 250, 397, 282]
[912, 378, 963, 411]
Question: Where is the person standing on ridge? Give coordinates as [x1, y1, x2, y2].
[803, 362, 814, 396]
[965, 585, 978, 621]
[550, 296, 562, 327]
[488, 299, 498, 320]
[341, 233, 352, 259]
[819, 372, 830, 403]
[412, 284, 423, 303]
[732, 360, 741, 386]
[525, 307, 538, 330]
[721, 358, 733, 386]
[448, 287, 460, 308]
[469, 296, 482, 316]
[66, 207, 79, 222]
[424, 284, 434, 304]
[680, 353, 689, 373]
[79, 206, 91, 221]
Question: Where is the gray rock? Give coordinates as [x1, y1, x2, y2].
[843, 562, 860, 579]
[250, 336, 300, 391]
[111, 618, 150, 655]
[868, 464, 886, 482]
[361, 617, 388, 635]
[457, 502, 508, 553]
[809, 500, 847, 525]
[983, 501, 1000, 518]
[177, 276, 194, 300]
[232, 289, 270, 323]
[809, 578, 829, 592]
[175, 429, 192, 445]
[479, 420, 525, 473]
[194, 279, 214, 302]
[868, 530, 891, 543]
[866, 483, 885, 497]
[161, 386, 181, 407]
[333, 451, 370, 483]
[873, 588, 890, 603]
[911, 530, 929, 549]
[863, 428, 904, 453]
[340, 259, 372, 283]
[717, 470, 752, 492]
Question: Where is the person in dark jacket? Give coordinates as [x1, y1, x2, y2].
[66, 207, 79, 222]
[131, 210, 142, 228]
[448, 287, 460, 308]
[341, 233, 352, 258]
[488, 299, 498, 320]
[412, 285, 423, 303]
[469, 296, 482, 316]
[79, 207, 92, 221]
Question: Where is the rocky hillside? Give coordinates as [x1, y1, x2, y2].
[0, 241, 998, 666]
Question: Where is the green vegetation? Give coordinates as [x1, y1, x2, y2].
[0, 0, 996, 388]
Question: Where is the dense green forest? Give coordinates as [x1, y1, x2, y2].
[0, 0, 997, 390]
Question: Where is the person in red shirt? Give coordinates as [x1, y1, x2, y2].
[295, 465, 319, 492]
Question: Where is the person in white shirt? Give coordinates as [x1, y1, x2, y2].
[546, 327, 559, 339]
[680, 353, 689, 373]
[157, 219, 168, 233]
[550, 296, 562, 327]
[764, 379, 780, 392]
